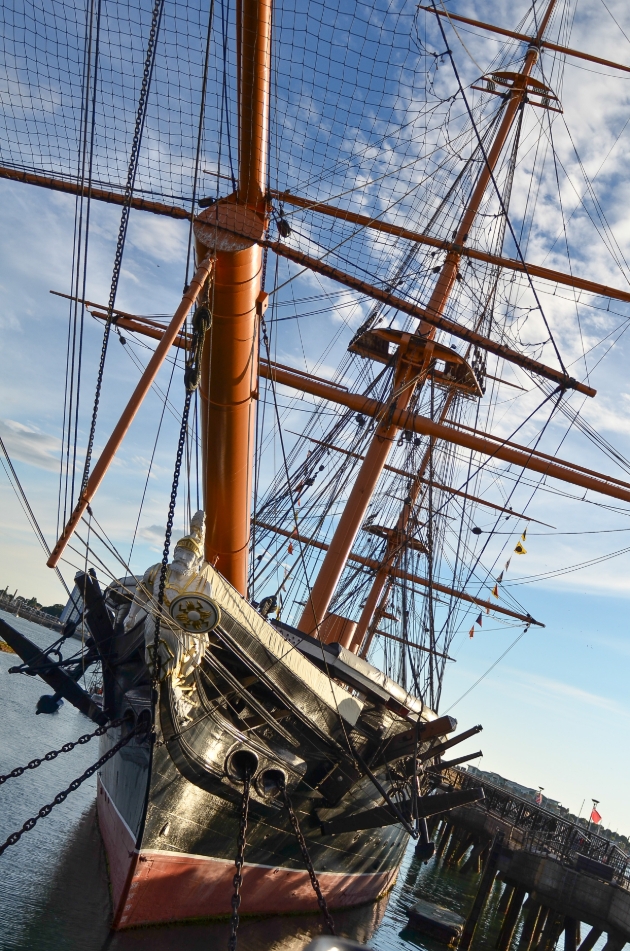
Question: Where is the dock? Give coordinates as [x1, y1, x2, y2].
[429, 768, 630, 950]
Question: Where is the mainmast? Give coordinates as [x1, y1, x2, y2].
[296, 0, 558, 638]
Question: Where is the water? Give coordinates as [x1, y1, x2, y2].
[0, 611, 608, 951]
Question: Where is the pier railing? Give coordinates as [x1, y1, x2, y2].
[436, 767, 630, 889]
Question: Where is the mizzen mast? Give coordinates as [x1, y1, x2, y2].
[296, 0, 559, 638]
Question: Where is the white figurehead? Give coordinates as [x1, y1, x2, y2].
[123, 511, 215, 719]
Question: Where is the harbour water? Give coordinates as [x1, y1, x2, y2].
[0, 611, 608, 951]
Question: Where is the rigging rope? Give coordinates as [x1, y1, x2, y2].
[80, 0, 166, 496]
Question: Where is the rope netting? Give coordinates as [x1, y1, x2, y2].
[4, 0, 630, 706]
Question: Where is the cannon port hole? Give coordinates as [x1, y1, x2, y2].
[228, 749, 259, 782]
[259, 769, 286, 798]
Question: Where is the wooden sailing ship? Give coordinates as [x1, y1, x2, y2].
[3, 0, 630, 931]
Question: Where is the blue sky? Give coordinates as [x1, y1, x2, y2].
[2, 0, 630, 833]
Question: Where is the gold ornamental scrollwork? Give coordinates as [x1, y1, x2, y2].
[169, 595, 221, 633]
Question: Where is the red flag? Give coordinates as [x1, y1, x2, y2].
[469, 627, 475, 638]
[591, 807, 602, 824]
[535, 791, 543, 805]
[288, 543, 294, 555]
[491, 584, 499, 599]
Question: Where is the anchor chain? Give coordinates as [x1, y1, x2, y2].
[0, 717, 126, 786]
[151, 388, 193, 683]
[227, 769, 252, 951]
[80, 0, 165, 494]
[280, 781, 336, 936]
[0, 724, 137, 857]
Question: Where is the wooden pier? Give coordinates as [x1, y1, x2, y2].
[427, 768, 630, 950]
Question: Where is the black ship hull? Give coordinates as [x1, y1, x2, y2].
[91, 566, 430, 929]
[97, 732, 405, 928]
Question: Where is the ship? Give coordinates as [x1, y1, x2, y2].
[2, 0, 630, 934]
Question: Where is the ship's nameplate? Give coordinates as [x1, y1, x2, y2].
[170, 595, 221, 633]
[194, 201, 265, 253]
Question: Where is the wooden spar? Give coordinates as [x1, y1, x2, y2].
[89, 311, 630, 505]
[254, 520, 542, 625]
[263, 239, 596, 398]
[46, 255, 214, 569]
[272, 191, 630, 307]
[69, 278, 594, 400]
[259, 361, 630, 504]
[50, 290, 175, 327]
[443, 418, 630, 492]
[86, 310, 191, 347]
[10, 165, 630, 311]
[0, 165, 191, 218]
[417, 6, 630, 76]
[372, 627, 456, 661]
[192, 0, 272, 594]
[292, 432, 555, 527]
[296, 6, 560, 638]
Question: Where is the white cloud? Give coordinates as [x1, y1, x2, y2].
[139, 523, 184, 550]
[127, 214, 187, 264]
[0, 419, 60, 471]
[517, 671, 627, 716]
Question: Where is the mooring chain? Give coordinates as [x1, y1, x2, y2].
[0, 725, 138, 858]
[0, 717, 126, 787]
[227, 769, 252, 951]
[280, 781, 336, 936]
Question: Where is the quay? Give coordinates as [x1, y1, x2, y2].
[0, 591, 62, 632]
[428, 768, 630, 950]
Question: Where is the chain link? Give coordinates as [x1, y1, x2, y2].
[81, 0, 165, 494]
[151, 389, 193, 683]
[0, 717, 126, 787]
[0, 724, 137, 857]
[227, 770, 252, 951]
[280, 781, 336, 936]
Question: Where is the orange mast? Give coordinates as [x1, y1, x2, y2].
[193, 0, 272, 593]
[297, 0, 558, 637]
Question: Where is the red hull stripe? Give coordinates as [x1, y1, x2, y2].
[97, 777, 399, 929]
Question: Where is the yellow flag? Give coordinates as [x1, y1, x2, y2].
[514, 541, 527, 555]
[491, 584, 499, 598]
[521, 529, 527, 542]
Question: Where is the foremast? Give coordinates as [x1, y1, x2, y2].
[195, 0, 272, 594]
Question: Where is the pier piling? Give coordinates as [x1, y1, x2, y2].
[563, 917, 578, 951]
[459, 832, 503, 951]
[496, 884, 527, 950]
[577, 927, 602, 951]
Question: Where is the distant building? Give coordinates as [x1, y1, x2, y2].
[465, 766, 628, 853]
